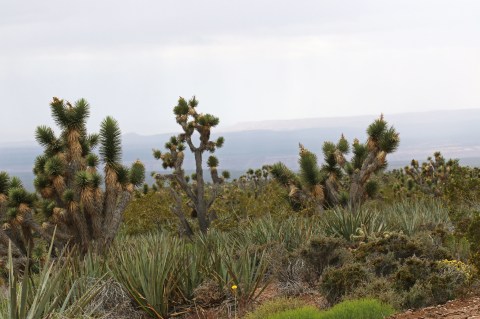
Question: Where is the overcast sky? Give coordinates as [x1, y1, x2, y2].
[1, 0, 479, 143]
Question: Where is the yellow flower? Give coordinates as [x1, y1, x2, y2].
[231, 285, 238, 290]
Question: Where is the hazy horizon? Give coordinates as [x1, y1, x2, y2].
[1, 1, 480, 143]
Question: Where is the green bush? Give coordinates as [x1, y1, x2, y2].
[346, 277, 401, 310]
[244, 297, 308, 319]
[121, 191, 177, 235]
[394, 256, 433, 291]
[301, 236, 351, 277]
[320, 263, 371, 304]
[263, 299, 395, 319]
[319, 298, 395, 319]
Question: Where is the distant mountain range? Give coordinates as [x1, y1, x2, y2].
[2, 109, 480, 190]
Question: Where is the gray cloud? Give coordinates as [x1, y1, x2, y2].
[1, 0, 479, 143]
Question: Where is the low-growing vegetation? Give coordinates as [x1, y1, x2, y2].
[1, 96, 480, 319]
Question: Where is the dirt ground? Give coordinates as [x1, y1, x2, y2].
[389, 296, 480, 319]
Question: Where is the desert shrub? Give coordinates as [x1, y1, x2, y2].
[345, 277, 401, 310]
[276, 258, 310, 296]
[262, 299, 395, 319]
[266, 306, 320, 319]
[355, 232, 423, 261]
[318, 298, 395, 319]
[393, 256, 434, 291]
[244, 297, 308, 319]
[402, 282, 433, 309]
[122, 190, 177, 235]
[394, 257, 470, 308]
[301, 236, 351, 277]
[321, 208, 388, 242]
[355, 231, 450, 262]
[366, 252, 399, 277]
[320, 263, 371, 304]
[467, 213, 480, 271]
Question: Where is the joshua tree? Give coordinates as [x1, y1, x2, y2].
[403, 152, 456, 197]
[272, 115, 399, 212]
[33, 97, 145, 254]
[0, 172, 47, 267]
[153, 96, 228, 235]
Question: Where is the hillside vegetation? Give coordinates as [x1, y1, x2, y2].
[0, 97, 479, 319]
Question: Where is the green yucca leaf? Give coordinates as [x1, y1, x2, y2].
[33, 155, 48, 175]
[169, 136, 178, 145]
[86, 153, 99, 167]
[191, 173, 197, 181]
[153, 149, 162, 159]
[9, 177, 23, 189]
[339, 191, 349, 206]
[270, 162, 300, 187]
[86, 133, 99, 148]
[75, 171, 90, 189]
[198, 114, 219, 127]
[41, 200, 56, 218]
[50, 97, 69, 128]
[99, 116, 122, 167]
[177, 143, 186, 151]
[116, 165, 130, 186]
[352, 143, 368, 170]
[322, 141, 336, 157]
[45, 156, 64, 176]
[189, 96, 199, 107]
[174, 97, 189, 116]
[71, 98, 90, 130]
[216, 136, 225, 148]
[0, 171, 10, 195]
[299, 150, 321, 188]
[367, 118, 387, 140]
[34, 175, 50, 191]
[379, 127, 400, 153]
[222, 170, 231, 179]
[8, 187, 34, 207]
[337, 135, 350, 154]
[90, 172, 102, 188]
[62, 189, 75, 203]
[129, 161, 146, 187]
[207, 155, 219, 168]
[35, 126, 57, 148]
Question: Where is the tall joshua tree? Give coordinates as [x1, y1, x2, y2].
[272, 115, 399, 211]
[153, 96, 227, 235]
[33, 97, 145, 253]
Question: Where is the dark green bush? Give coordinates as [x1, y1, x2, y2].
[301, 236, 351, 277]
[393, 256, 434, 291]
[320, 263, 371, 304]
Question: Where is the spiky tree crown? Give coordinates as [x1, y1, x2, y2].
[32, 97, 145, 252]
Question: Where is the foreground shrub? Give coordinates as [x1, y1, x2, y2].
[320, 263, 371, 304]
[301, 236, 350, 277]
[264, 298, 395, 319]
[244, 297, 307, 319]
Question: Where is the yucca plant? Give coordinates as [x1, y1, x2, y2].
[0, 172, 49, 265]
[153, 96, 228, 235]
[110, 233, 185, 318]
[271, 115, 399, 212]
[0, 235, 105, 319]
[32, 97, 145, 254]
[322, 207, 387, 241]
[401, 152, 458, 197]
